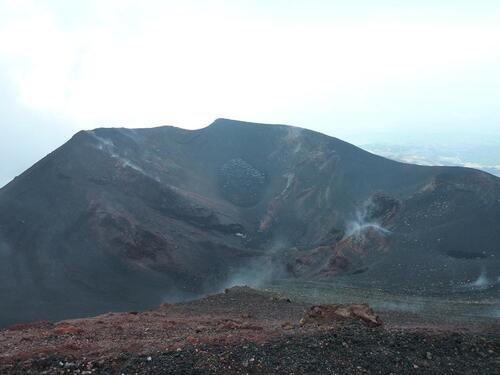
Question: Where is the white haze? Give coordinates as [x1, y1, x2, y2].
[88, 130, 152, 178]
[222, 238, 290, 290]
[463, 269, 500, 291]
[345, 200, 391, 238]
[345, 221, 391, 238]
[1, 1, 500, 187]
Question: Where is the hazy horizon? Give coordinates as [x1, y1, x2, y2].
[1, 0, 499, 186]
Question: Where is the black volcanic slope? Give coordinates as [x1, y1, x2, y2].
[1, 119, 499, 326]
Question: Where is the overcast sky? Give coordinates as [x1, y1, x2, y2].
[1, 0, 500, 187]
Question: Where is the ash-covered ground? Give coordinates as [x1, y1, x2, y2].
[0, 286, 498, 374]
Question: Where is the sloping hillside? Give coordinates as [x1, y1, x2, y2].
[1, 119, 499, 326]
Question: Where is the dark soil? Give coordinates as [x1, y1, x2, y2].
[1, 287, 498, 374]
[2, 120, 500, 327]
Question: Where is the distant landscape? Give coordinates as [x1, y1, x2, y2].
[1, 1, 499, 373]
[364, 142, 500, 177]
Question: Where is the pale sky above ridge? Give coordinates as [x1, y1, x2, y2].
[1, 0, 500, 186]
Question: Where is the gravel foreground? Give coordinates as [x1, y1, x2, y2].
[1, 287, 499, 374]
